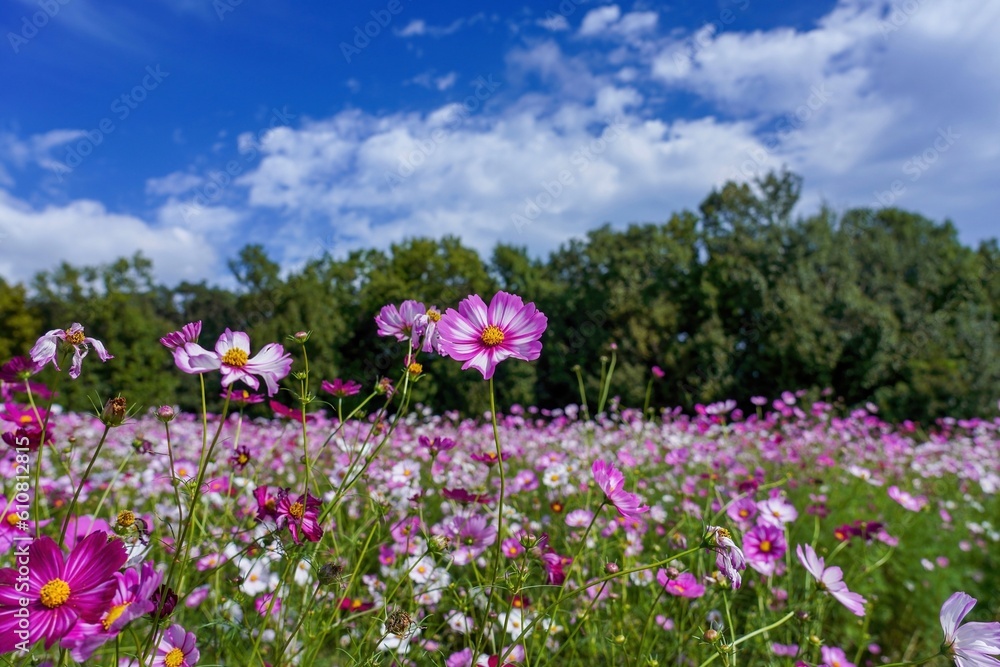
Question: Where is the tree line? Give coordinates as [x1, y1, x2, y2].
[2, 171, 998, 423]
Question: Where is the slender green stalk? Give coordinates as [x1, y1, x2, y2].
[597, 349, 617, 415]
[474, 377, 507, 658]
[696, 611, 797, 667]
[57, 424, 111, 548]
[574, 366, 590, 421]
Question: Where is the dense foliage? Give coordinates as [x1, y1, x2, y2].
[2, 171, 998, 422]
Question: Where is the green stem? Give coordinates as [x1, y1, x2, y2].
[475, 377, 507, 658]
[500, 545, 703, 665]
[696, 611, 797, 667]
[57, 424, 111, 548]
[574, 367, 590, 421]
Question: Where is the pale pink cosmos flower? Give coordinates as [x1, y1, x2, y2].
[165, 326, 292, 397]
[757, 497, 798, 528]
[592, 459, 649, 521]
[819, 646, 855, 667]
[796, 544, 867, 616]
[438, 291, 547, 380]
[375, 300, 427, 346]
[940, 592, 1000, 667]
[29, 323, 113, 379]
[887, 485, 928, 512]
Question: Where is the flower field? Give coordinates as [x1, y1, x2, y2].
[1, 292, 998, 666]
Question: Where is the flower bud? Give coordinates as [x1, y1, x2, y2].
[605, 561, 620, 574]
[703, 629, 720, 643]
[155, 405, 176, 423]
[291, 331, 311, 343]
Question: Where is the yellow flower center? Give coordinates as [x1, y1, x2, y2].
[427, 309, 441, 322]
[480, 325, 505, 347]
[39, 578, 71, 608]
[117, 510, 136, 528]
[6, 513, 21, 526]
[759, 540, 771, 553]
[222, 347, 249, 367]
[237, 453, 250, 465]
[19, 415, 32, 424]
[64, 329, 85, 345]
[102, 601, 132, 630]
[408, 362, 423, 376]
[289, 502, 305, 520]
[164, 647, 185, 667]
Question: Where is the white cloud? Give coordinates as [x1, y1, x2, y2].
[0, 190, 227, 285]
[579, 5, 621, 36]
[146, 172, 203, 196]
[537, 14, 570, 32]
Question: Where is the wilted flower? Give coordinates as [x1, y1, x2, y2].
[704, 526, 747, 590]
[30, 323, 113, 379]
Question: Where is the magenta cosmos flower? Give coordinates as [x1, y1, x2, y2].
[743, 524, 787, 575]
[438, 291, 547, 380]
[61, 560, 163, 661]
[322, 378, 362, 398]
[796, 544, 867, 616]
[376, 300, 427, 345]
[155, 624, 199, 667]
[276, 492, 323, 544]
[162, 323, 292, 397]
[0, 531, 127, 652]
[940, 592, 1000, 667]
[656, 570, 705, 598]
[592, 460, 649, 521]
[29, 323, 113, 379]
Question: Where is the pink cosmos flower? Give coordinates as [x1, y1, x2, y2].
[0, 356, 44, 382]
[375, 300, 427, 345]
[743, 524, 787, 575]
[441, 514, 497, 566]
[165, 326, 292, 396]
[940, 592, 1000, 667]
[29, 323, 113, 379]
[819, 646, 855, 667]
[0, 532, 127, 651]
[757, 497, 798, 528]
[887, 485, 928, 512]
[592, 460, 649, 521]
[796, 544, 867, 616]
[276, 492, 323, 544]
[61, 560, 163, 661]
[438, 291, 547, 380]
[322, 378, 362, 398]
[155, 624, 199, 667]
[656, 570, 705, 598]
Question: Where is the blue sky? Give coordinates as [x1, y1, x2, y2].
[1, 0, 997, 286]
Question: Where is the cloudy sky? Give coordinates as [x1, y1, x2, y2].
[1, 0, 997, 286]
